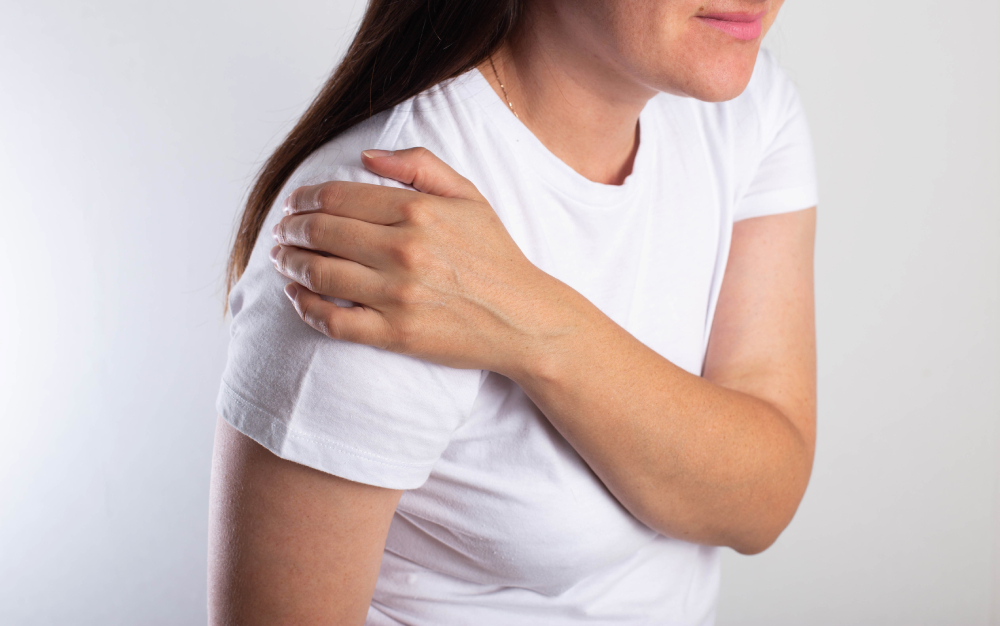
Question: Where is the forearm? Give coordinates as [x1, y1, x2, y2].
[510, 289, 814, 554]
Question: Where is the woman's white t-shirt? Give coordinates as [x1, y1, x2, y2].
[217, 49, 818, 626]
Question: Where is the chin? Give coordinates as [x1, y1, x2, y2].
[683, 59, 760, 102]
[657, 44, 763, 102]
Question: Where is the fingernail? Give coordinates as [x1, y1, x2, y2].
[362, 149, 394, 159]
[284, 283, 298, 301]
[269, 245, 280, 263]
[283, 196, 293, 215]
[271, 223, 280, 240]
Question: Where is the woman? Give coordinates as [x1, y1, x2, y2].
[209, 0, 817, 623]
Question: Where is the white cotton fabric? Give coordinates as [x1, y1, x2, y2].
[217, 49, 817, 625]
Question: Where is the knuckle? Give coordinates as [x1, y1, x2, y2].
[393, 238, 427, 270]
[301, 259, 325, 290]
[397, 197, 419, 221]
[301, 215, 325, 244]
[299, 298, 317, 323]
[304, 299, 334, 338]
[399, 196, 431, 223]
[273, 245, 289, 271]
[317, 181, 345, 209]
[319, 310, 343, 340]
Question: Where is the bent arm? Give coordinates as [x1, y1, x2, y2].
[515, 208, 817, 554]
[269, 150, 815, 553]
[208, 416, 402, 625]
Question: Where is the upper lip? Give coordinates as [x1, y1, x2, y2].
[697, 11, 768, 22]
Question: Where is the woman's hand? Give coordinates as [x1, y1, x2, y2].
[270, 147, 570, 377]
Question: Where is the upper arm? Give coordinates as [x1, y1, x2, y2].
[703, 208, 817, 454]
[208, 415, 402, 626]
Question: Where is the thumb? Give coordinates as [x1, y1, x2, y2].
[361, 147, 485, 202]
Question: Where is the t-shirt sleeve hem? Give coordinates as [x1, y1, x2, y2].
[734, 185, 818, 222]
[216, 380, 433, 491]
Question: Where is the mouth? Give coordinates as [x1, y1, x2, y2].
[695, 11, 768, 41]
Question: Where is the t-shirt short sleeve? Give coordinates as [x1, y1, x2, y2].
[216, 115, 483, 490]
[733, 50, 819, 222]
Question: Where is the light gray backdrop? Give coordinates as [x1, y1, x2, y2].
[1, 1, 997, 624]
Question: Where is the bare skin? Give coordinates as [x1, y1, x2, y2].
[211, 0, 814, 622]
[208, 417, 401, 625]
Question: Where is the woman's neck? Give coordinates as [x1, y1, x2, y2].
[478, 7, 657, 186]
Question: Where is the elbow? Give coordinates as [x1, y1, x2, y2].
[730, 530, 781, 556]
[648, 504, 795, 556]
[725, 500, 800, 555]
[730, 447, 814, 555]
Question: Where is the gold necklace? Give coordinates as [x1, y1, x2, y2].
[489, 55, 518, 119]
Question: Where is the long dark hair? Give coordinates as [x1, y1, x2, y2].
[225, 0, 524, 303]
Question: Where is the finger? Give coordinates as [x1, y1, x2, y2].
[273, 213, 396, 269]
[361, 147, 486, 202]
[270, 245, 385, 305]
[284, 180, 419, 225]
[284, 283, 395, 350]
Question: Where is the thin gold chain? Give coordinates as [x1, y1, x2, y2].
[489, 55, 518, 119]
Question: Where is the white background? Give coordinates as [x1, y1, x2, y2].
[1, 1, 997, 624]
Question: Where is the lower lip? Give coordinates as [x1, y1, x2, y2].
[697, 16, 763, 41]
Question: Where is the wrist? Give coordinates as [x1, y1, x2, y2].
[496, 271, 600, 390]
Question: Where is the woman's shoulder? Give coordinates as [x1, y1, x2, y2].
[644, 48, 809, 170]
[221, 94, 483, 492]
[288, 72, 483, 194]
[288, 107, 411, 193]
[642, 49, 816, 219]
[744, 49, 801, 102]
[738, 49, 808, 131]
